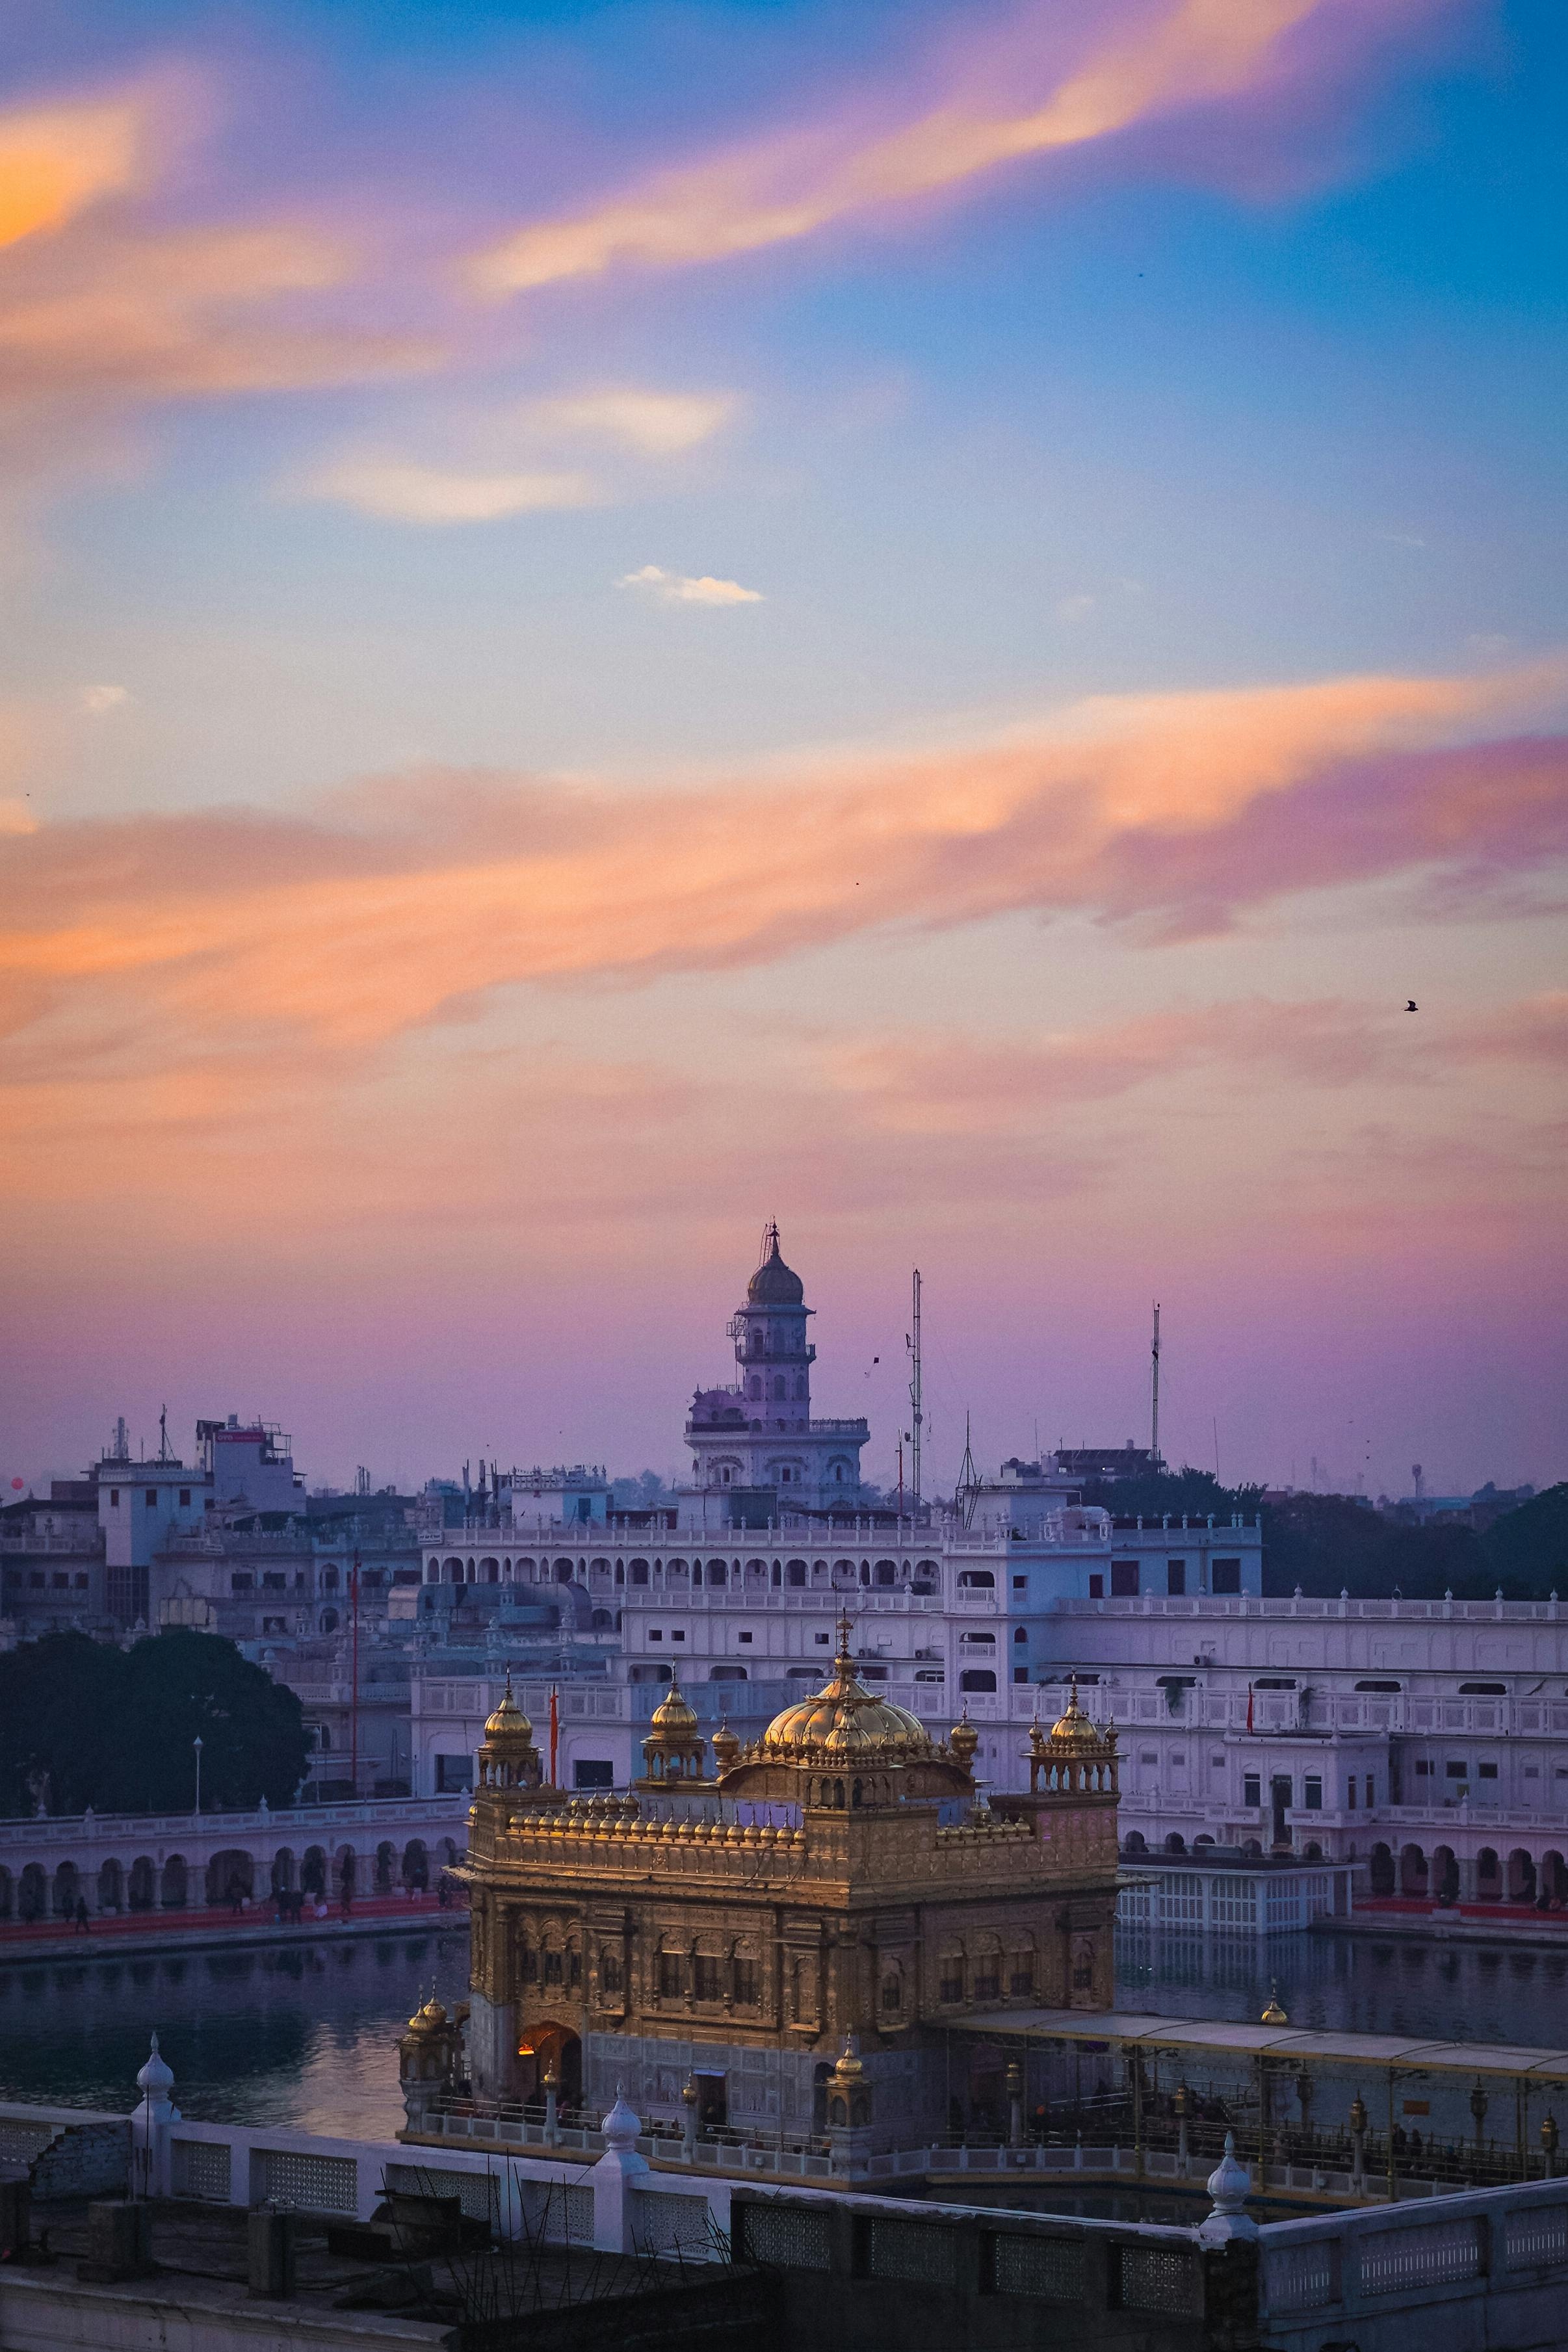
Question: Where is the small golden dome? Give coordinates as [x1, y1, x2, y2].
[482, 1675, 534, 1748]
[948, 1708, 980, 1766]
[1261, 1983, 1289, 2026]
[832, 2033, 865, 2087]
[759, 1618, 933, 1762]
[649, 1673, 699, 1735]
[404, 1993, 449, 2041]
[711, 1717, 740, 1770]
[1049, 1680, 1102, 1747]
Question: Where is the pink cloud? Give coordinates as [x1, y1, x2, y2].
[469, 0, 1422, 297]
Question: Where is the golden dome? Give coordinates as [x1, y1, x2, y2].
[1261, 1983, 1289, 2026]
[711, 1716, 741, 1771]
[403, 1994, 449, 2041]
[759, 1619, 934, 1762]
[482, 1675, 534, 1749]
[948, 1708, 980, 1767]
[649, 1673, 699, 1735]
[1049, 1680, 1103, 1747]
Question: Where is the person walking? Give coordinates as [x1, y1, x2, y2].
[73, 1896, 90, 1935]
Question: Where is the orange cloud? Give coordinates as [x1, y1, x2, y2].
[0, 96, 146, 251]
[471, 0, 1330, 295]
[1, 657, 1563, 1069]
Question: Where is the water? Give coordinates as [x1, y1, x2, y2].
[1119, 1929, 1568, 2048]
[3, 1927, 1566, 2136]
[0, 1928, 468, 2137]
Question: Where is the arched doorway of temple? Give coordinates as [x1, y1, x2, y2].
[516, 2022, 582, 2108]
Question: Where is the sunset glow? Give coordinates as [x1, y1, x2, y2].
[1, 0, 1563, 1496]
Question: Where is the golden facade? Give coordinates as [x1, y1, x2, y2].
[454, 1626, 1119, 2142]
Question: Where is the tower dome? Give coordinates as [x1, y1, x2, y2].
[746, 1222, 805, 1307]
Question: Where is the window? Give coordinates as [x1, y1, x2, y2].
[1445, 1761, 1469, 1780]
[960, 1669, 997, 1693]
[1356, 1679, 1402, 1692]
[109, 1488, 119, 1506]
[50, 1571, 68, 1589]
[574, 1760, 614, 1789]
[263, 1571, 285, 1591]
[672, 1629, 685, 1641]
[27, 1571, 43, 1588]
[1243, 1773, 1261, 1807]
[1478, 1761, 1498, 1780]
[1013, 1626, 1028, 1643]
[659, 1952, 683, 1998]
[543, 1950, 563, 1985]
[1365, 1776, 1375, 1806]
[1415, 1760, 1433, 1776]
[599, 1949, 623, 1994]
[1111, 1560, 1139, 1597]
[738, 1630, 753, 1644]
[816, 1630, 830, 1645]
[1212, 1558, 1242, 1594]
[958, 1570, 995, 1588]
[1140, 1752, 1158, 1766]
[973, 1960, 1000, 2000]
[179, 1489, 191, 1508]
[74, 1573, 88, 1589]
[694, 1955, 722, 2002]
[1303, 1776, 1323, 1810]
[1013, 1666, 1029, 1682]
[1346, 1781, 1357, 1808]
[434, 1754, 472, 1792]
[649, 1629, 662, 1641]
[145, 1489, 157, 1507]
[939, 1961, 963, 2003]
[1089, 1575, 1104, 1600]
[231, 1573, 254, 1593]
[1459, 1682, 1507, 1695]
[1010, 1959, 1034, 1996]
[1167, 1559, 1186, 1595]
[731, 1955, 758, 2005]
[881, 1973, 902, 2015]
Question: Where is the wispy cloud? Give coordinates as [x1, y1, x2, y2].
[616, 563, 763, 605]
[471, 0, 1333, 297]
[1, 657, 1561, 1079]
[305, 457, 598, 524]
[0, 94, 147, 250]
[81, 683, 130, 715]
[526, 388, 737, 454]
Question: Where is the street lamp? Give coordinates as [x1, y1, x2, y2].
[193, 1734, 203, 1816]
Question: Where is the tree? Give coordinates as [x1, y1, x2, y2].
[0, 1630, 308, 1816]
[1483, 1484, 1568, 1595]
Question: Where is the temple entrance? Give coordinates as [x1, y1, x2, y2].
[516, 2022, 582, 2108]
[694, 2071, 727, 2130]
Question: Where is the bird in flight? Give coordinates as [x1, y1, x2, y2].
[1405, 1000, 1418, 1012]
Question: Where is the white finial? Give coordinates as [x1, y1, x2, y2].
[137, 2032, 175, 2100]
[1197, 2130, 1257, 2245]
[601, 2087, 641, 2149]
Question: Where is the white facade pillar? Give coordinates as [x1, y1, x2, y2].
[592, 2091, 649, 2252]
[130, 2033, 179, 2199]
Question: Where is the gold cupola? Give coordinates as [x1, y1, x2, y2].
[478, 1673, 542, 1790]
[638, 1671, 707, 1786]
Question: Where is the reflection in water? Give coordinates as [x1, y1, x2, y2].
[1117, 1929, 1568, 2048]
[0, 1931, 468, 2139]
[3, 1927, 1566, 2139]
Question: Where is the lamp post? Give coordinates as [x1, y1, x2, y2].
[192, 1735, 203, 1816]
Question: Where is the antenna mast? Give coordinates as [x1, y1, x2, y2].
[1151, 1303, 1161, 1467]
[956, 1413, 978, 1530]
[908, 1269, 922, 1508]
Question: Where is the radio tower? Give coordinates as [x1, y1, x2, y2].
[908, 1270, 923, 1508]
[1151, 1302, 1161, 1467]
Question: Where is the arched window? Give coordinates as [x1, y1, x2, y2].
[749, 1376, 762, 1399]
[773, 1374, 787, 1400]
[630, 1560, 649, 1586]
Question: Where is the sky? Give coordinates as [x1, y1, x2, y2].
[1, 0, 1564, 1500]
